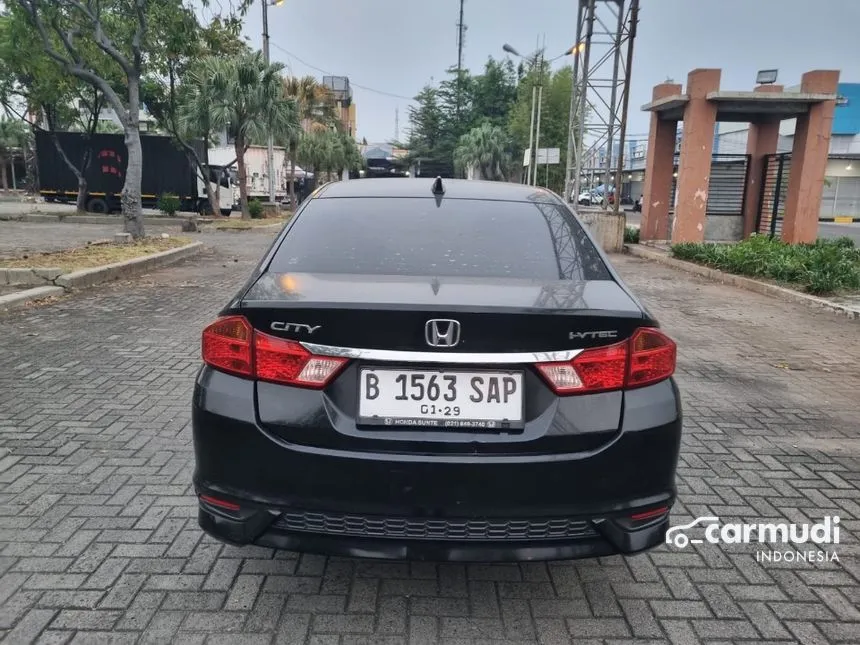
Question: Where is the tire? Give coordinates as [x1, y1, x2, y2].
[86, 197, 108, 214]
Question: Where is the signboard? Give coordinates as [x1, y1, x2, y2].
[536, 148, 560, 165]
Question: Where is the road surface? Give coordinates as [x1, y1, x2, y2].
[1, 230, 858, 644]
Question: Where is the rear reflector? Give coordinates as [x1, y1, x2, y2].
[202, 316, 347, 389]
[536, 327, 675, 395]
[630, 506, 669, 521]
[199, 494, 241, 512]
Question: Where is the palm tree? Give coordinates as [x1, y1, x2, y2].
[193, 52, 300, 218]
[282, 75, 337, 209]
[296, 129, 334, 184]
[454, 122, 511, 181]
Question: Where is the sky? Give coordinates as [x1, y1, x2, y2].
[239, 0, 860, 144]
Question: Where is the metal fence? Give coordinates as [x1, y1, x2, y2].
[667, 154, 750, 233]
[756, 153, 791, 236]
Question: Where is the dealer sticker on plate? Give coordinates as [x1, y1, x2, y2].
[358, 368, 524, 429]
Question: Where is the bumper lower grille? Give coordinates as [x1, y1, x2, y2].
[273, 510, 599, 542]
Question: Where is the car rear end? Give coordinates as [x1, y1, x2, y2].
[192, 183, 682, 561]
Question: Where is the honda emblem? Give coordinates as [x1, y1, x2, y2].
[425, 319, 461, 348]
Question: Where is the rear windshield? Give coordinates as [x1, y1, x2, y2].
[269, 197, 611, 281]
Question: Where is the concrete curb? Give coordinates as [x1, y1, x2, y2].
[0, 286, 65, 312]
[0, 213, 189, 226]
[624, 243, 859, 322]
[210, 221, 285, 232]
[55, 242, 204, 290]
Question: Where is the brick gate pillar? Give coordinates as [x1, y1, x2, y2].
[673, 69, 721, 243]
[640, 83, 681, 241]
[742, 84, 784, 238]
[781, 70, 840, 244]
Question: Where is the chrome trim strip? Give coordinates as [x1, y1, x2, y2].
[300, 342, 583, 364]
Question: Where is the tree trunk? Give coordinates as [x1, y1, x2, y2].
[235, 136, 250, 219]
[288, 144, 297, 211]
[76, 176, 87, 213]
[121, 76, 145, 239]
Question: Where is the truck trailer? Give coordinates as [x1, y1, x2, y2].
[36, 131, 233, 215]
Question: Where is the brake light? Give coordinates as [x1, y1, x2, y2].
[201, 316, 347, 389]
[536, 327, 675, 395]
[255, 331, 347, 387]
[201, 316, 253, 377]
[628, 328, 676, 388]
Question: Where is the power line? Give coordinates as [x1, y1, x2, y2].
[269, 42, 416, 101]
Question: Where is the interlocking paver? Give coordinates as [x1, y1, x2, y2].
[1, 233, 859, 643]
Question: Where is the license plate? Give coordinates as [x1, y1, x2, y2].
[358, 368, 525, 429]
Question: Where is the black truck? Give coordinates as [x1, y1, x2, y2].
[35, 131, 232, 215]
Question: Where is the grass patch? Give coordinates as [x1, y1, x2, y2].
[624, 226, 640, 244]
[0, 237, 192, 272]
[670, 235, 860, 295]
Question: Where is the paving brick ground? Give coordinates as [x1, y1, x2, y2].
[0, 230, 858, 644]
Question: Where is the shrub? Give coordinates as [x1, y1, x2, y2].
[624, 226, 640, 244]
[157, 193, 180, 216]
[670, 235, 860, 295]
[248, 198, 264, 219]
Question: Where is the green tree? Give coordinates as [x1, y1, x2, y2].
[406, 85, 446, 174]
[17, 0, 157, 237]
[295, 128, 332, 182]
[282, 75, 336, 209]
[454, 122, 510, 181]
[198, 51, 299, 218]
[0, 117, 30, 190]
[142, 6, 248, 215]
[0, 6, 114, 212]
[508, 62, 580, 193]
[471, 57, 518, 128]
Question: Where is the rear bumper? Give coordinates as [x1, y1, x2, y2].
[192, 370, 681, 562]
[198, 503, 670, 562]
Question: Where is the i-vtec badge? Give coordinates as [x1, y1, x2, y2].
[569, 330, 618, 340]
[270, 322, 321, 334]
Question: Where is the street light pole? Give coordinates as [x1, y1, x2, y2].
[533, 48, 545, 186]
[262, 0, 276, 204]
[526, 85, 537, 185]
[504, 41, 575, 188]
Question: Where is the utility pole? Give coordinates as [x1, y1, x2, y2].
[532, 38, 546, 186]
[456, 0, 466, 118]
[262, 0, 276, 203]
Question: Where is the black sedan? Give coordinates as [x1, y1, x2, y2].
[192, 177, 681, 562]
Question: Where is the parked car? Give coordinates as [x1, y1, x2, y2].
[192, 177, 682, 562]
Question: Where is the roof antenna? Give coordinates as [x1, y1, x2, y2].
[431, 176, 445, 196]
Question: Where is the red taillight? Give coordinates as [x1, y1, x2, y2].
[254, 331, 347, 388]
[536, 327, 675, 395]
[536, 341, 627, 394]
[628, 328, 676, 388]
[201, 316, 347, 389]
[201, 316, 253, 377]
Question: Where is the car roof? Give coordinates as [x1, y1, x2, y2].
[314, 177, 559, 202]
